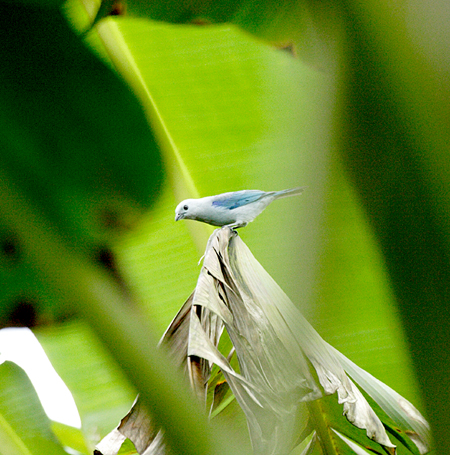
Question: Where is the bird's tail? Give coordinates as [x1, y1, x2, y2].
[272, 187, 305, 199]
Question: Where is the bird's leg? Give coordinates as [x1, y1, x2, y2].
[225, 221, 247, 229]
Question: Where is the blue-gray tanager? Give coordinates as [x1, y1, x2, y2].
[175, 187, 304, 228]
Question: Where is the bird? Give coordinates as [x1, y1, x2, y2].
[175, 187, 304, 228]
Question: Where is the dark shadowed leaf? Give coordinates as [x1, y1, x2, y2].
[0, 0, 162, 325]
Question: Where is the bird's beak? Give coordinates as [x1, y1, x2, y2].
[175, 213, 182, 221]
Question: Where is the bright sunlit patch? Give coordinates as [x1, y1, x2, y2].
[0, 327, 82, 428]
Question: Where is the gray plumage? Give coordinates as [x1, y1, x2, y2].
[175, 187, 304, 228]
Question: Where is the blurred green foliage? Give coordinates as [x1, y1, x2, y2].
[0, 0, 162, 323]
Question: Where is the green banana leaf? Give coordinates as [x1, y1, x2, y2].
[36, 321, 137, 447]
[0, 361, 67, 455]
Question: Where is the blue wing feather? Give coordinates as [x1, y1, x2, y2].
[212, 190, 266, 210]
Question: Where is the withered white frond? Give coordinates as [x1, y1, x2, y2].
[188, 228, 396, 454]
[96, 228, 430, 455]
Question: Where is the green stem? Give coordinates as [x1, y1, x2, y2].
[307, 400, 338, 455]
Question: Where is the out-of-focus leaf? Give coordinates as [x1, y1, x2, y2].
[3, 0, 65, 7]
[0, 362, 67, 455]
[90, 0, 340, 70]
[96, 429, 127, 455]
[338, 1, 450, 450]
[36, 321, 136, 446]
[0, 0, 162, 325]
[51, 422, 91, 455]
[0, 2, 162, 245]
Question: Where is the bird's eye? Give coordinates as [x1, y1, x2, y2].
[183, 205, 188, 211]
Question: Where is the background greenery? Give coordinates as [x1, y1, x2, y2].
[1, 0, 448, 453]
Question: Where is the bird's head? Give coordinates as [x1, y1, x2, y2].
[175, 199, 197, 221]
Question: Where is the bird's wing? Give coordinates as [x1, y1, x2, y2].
[211, 190, 266, 210]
